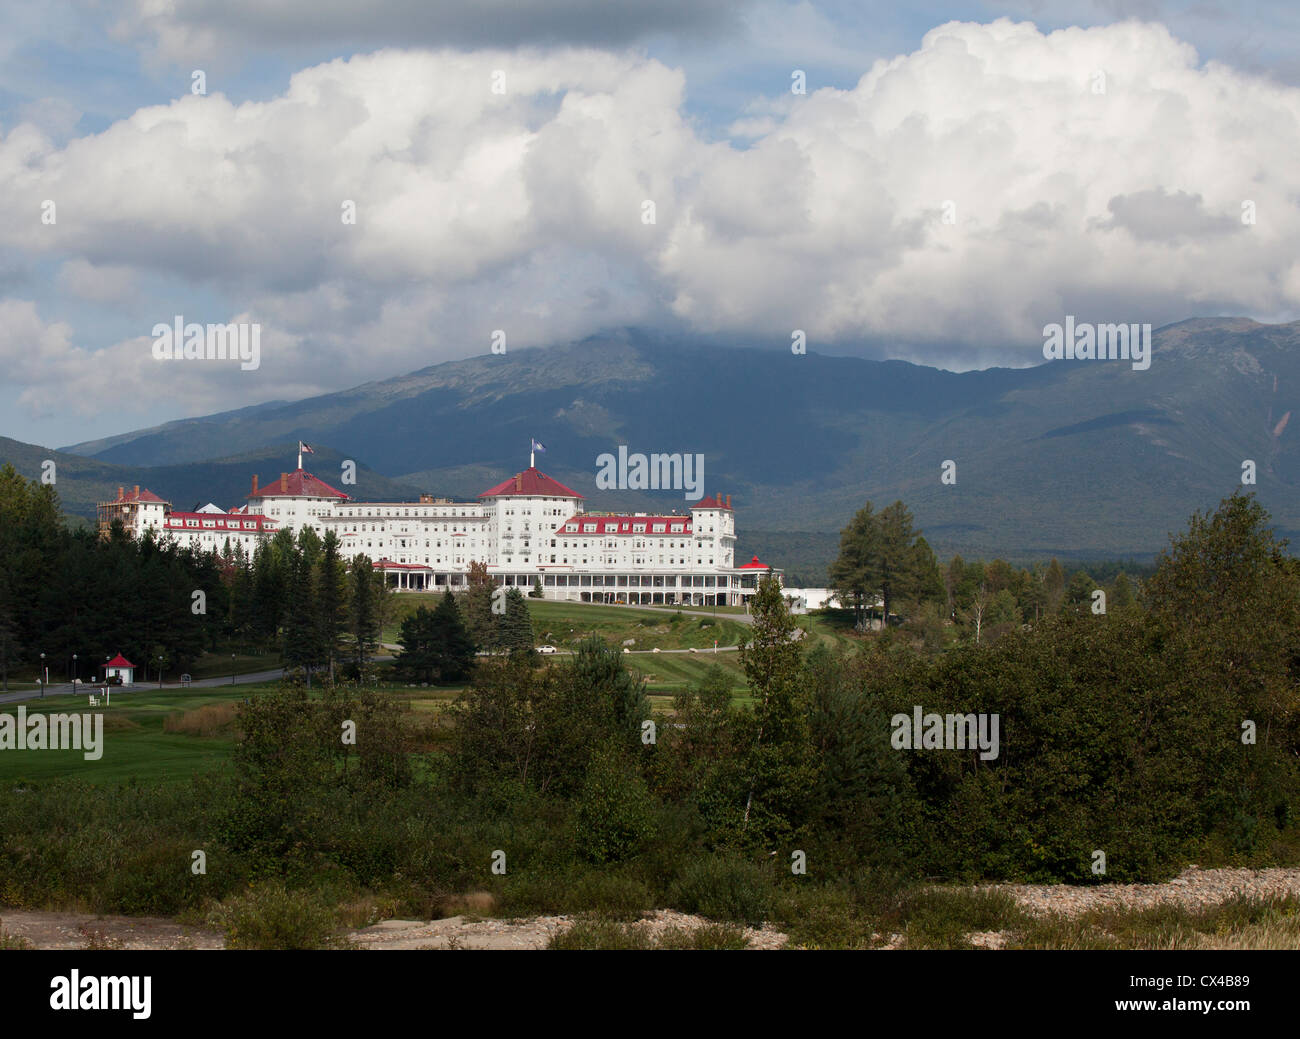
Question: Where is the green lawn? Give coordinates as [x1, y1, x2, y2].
[0, 684, 283, 785]
[623, 651, 747, 695]
[528, 600, 748, 652]
[383, 595, 749, 652]
[185, 650, 283, 681]
[0, 640, 761, 785]
[796, 608, 862, 651]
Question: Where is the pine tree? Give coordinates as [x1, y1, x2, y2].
[317, 531, 348, 681]
[395, 606, 439, 683]
[282, 542, 318, 686]
[350, 555, 379, 669]
[501, 587, 534, 655]
[829, 503, 878, 628]
[462, 561, 497, 651]
[1112, 571, 1135, 611]
[1044, 558, 1066, 614]
[430, 589, 476, 682]
[739, 573, 817, 847]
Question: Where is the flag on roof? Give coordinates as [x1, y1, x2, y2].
[298, 440, 314, 454]
[530, 439, 546, 453]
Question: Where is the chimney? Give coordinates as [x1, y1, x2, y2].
[726, 494, 731, 509]
[280, 473, 288, 493]
[251, 474, 259, 495]
[515, 474, 522, 492]
[117, 486, 124, 500]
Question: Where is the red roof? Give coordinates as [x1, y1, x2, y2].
[737, 555, 771, 570]
[693, 496, 732, 510]
[558, 514, 692, 535]
[164, 512, 277, 531]
[479, 467, 583, 499]
[106, 487, 168, 504]
[106, 654, 136, 669]
[248, 469, 348, 499]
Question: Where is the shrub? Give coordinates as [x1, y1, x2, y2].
[207, 884, 341, 949]
[568, 870, 654, 920]
[549, 919, 653, 950]
[574, 743, 658, 864]
[669, 852, 774, 926]
[657, 922, 748, 949]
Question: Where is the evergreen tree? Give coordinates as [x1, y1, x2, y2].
[429, 589, 476, 682]
[1044, 558, 1066, 614]
[462, 561, 497, 651]
[830, 501, 935, 630]
[1112, 571, 1136, 611]
[396, 591, 477, 684]
[739, 573, 817, 847]
[395, 606, 440, 683]
[282, 541, 318, 686]
[1065, 569, 1095, 614]
[350, 555, 379, 669]
[500, 587, 534, 654]
[317, 531, 348, 681]
[829, 503, 878, 628]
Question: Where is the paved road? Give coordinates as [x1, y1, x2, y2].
[0, 667, 290, 707]
[0, 607, 754, 707]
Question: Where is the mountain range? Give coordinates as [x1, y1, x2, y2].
[4, 319, 1298, 582]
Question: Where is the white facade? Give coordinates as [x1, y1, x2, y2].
[104, 464, 780, 606]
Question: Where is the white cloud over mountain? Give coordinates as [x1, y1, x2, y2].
[2, 18, 1298, 422]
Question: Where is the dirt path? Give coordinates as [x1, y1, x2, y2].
[984, 866, 1300, 918]
[5, 867, 1297, 949]
[349, 909, 787, 950]
[0, 911, 223, 950]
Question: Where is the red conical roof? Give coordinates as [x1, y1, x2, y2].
[479, 467, 583, 499]
[247, 469, 348, 499]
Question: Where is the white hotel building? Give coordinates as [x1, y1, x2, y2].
[97, 463, 781, 606]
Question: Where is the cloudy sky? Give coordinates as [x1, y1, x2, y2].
[2, 1, 1298, 446]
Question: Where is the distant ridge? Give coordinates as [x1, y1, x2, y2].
[4, 318, 1296, 566]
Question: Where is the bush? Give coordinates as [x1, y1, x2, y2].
[657, 922, 748, 949]
[669, 852, 774, 926]
[568, 870, 655, 920]
[899, 889, 1024, 949]
[574, 743, 658, 864]
[207, 884, 341, 949]
[549, 919, 653, 950]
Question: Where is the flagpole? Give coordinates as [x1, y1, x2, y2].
[530, 442, 534, 468]
[297, 445, 302, 471]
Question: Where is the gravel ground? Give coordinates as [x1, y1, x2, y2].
[6, 868, 1298, 949]
[981, 866, 1300, 918]
[350, 909, 788, 950]
[0, 911, 223, 950]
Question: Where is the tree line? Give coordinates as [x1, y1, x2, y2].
[829, 498, 1147, 647]
[449, 491, 1300, 881]
[0, 464, 535, 688]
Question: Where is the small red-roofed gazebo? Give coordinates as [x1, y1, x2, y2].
[105, 654, 137, 685]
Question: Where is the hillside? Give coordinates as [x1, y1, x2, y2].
[0, 440, 422, 522]
[5, 318, 1296, 565]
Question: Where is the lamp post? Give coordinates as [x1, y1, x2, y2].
[158, 654, 163, 689]
[72, 653, 77, 688]
[231, 652, 235, 686]
[39, 652, 44, 698]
